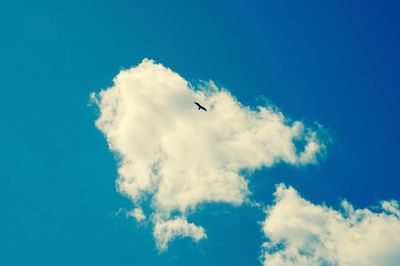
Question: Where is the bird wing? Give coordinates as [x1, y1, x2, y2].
[195, 102, 207, 111]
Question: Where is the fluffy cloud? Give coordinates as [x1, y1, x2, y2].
[128, 207, 146, 222]
[153, 217, 206, 251]
[261, 184, 400, 266]
[92, 59, 323, 250]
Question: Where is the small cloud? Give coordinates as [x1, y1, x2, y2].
[261, 184, 400, 266]
[153, 217, 206, 252]
[128, 207, 146, 222]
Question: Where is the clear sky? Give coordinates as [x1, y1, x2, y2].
[1, 1, 399, 265]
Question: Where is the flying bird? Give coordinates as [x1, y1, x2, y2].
[194, 102, 207, 112]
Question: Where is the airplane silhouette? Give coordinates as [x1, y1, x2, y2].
[194, 102, 207, 112]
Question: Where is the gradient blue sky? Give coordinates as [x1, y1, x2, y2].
[1, 1, 399, 265]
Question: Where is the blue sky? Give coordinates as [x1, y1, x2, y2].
[1, 1, 399, 265]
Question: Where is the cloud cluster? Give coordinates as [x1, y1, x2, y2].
[92, 59, 323, 250]
[261, 184, 400, 266]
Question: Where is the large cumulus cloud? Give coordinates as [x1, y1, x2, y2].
[92, 59, 324, 250]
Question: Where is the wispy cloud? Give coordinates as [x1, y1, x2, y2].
[261, 184, 400, 266]
[153, 217, 206, 251]
[92, 59, 324, 251]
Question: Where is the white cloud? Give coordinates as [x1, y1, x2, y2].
[153, 217, 206, 251]
[92, 59, 324, 250]
[261, 184, 400, 266]
[128, 207, 146, 222]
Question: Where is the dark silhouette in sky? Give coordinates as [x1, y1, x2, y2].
[194, 102, 207, 112]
